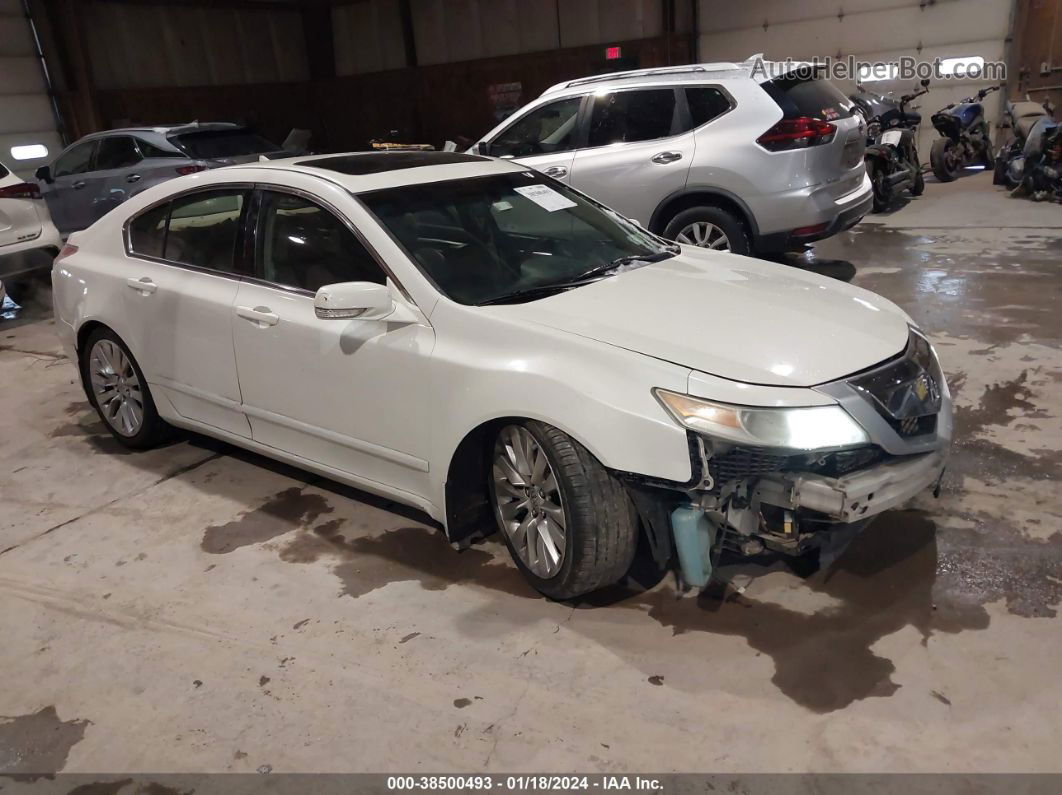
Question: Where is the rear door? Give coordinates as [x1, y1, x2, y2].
[122, 187, 252, 438]
[486, 96, 585, 183]
[0, 163, 42, 248]
[760, 74, 866, 199]
[568, 87, 694, 224]
[41, 140, 97, 233]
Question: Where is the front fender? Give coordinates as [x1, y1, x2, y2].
[426, 302, 695, 513]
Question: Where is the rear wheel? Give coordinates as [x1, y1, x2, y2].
[489, 421, 638, 600]
[869, 161, 892, 212]
[79, 327, 171, 449]
[930, 138, 961, 182]
[664, 206, 750, 256]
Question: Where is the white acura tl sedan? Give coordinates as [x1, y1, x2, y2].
[52, 151, 951, 599]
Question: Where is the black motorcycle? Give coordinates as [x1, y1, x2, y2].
[993, 99, 1052, 188]
[1009, 116, 1062, 201]
[929, 85, 1000, 181]
[851, 79, 930, 211]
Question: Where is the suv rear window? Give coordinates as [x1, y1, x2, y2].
[761, 76, 853, 121]
[169, 129, 279, 160]
[685, 87, 731, 127]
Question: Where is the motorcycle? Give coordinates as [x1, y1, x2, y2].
[993, 98, 1053, 188]
[850, 78, 930, 211]
[929, 84, 1001, 181]
[1008, 116, 1062, 201]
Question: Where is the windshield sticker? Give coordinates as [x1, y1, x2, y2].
[492, 200, 513, 212]
[514, 184, 577, 212]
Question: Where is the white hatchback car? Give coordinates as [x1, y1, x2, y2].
[1, 159, 61, 274]
[53, 152, 951, 598]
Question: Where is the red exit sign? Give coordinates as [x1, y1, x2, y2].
[605, 46, 622, 60]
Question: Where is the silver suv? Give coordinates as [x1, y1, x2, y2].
[472, 61, 872, 255]
[35, 123, 285, 235]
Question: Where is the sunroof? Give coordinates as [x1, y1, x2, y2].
[297, 151, 488, 175]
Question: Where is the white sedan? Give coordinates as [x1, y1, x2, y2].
[52, 151, 951, 598]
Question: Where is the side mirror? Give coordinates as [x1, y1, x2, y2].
[920, 78, 931, 87]
[473, 141, 492, 157]
[35, 165, 52, 183]
[314, 282, 393, 321]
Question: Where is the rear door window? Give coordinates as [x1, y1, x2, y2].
[587, 88, 679, 147]
[164, 190, 250, 273]
[490, 97, 583, 158]
[761, 76, 854, 121]
[128, 203, 169, 258]
[685, 87, 732, 128]
[95, 136, 141, 171]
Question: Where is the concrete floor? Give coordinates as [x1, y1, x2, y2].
[0, 171, 1059, 775]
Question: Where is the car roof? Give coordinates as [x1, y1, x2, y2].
[539, 55, 779, 97]
[79, 122, 242, 142]
[226, 150, 527, 192]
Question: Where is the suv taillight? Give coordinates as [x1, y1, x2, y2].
[757, 117, 836, 151]
[0, 182, 41, 199]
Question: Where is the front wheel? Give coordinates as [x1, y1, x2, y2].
[489, 421, 638, 600]
[930, 137, 961, 182]
[79, 327, 172, 449]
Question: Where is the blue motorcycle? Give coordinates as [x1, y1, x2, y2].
[929, 85, 1001, 181]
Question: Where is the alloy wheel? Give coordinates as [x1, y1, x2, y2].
[675, 221, 730, 251]
[491, 425, 567, 579]
[89, 339, 144, 437]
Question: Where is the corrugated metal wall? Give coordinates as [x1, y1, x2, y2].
[0, 0, 60, 176]
[696, 0, 1015, 154]
[85, 0, 309, 89]
[331, 0, 670, 74]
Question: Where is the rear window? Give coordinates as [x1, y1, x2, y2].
[685, 87, 732, 128]
[761, 76, 854, 121]
[170, 129, 279, 160]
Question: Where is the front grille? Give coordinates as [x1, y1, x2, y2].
[890, 414, 937, 438]
[708, 447, 788, 486]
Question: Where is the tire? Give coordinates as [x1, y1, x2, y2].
[663, 205, 750, 256]
[79, 327, 172, 450]
[930, 137, 960, 182]
[489, 421, 638, 600]
[868, 161, 892, 212]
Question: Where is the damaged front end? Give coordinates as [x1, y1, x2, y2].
[624, 328, 952, 588]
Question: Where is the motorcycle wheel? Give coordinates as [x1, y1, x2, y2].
[869, 162, 892, 212]
[993, 155, 1008, 186]
[930, 138, 961, 182]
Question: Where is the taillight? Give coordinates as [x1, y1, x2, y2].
[54, 243, 78, 263]
[757, 117, 837, 151]
[175, 165, 207, 176]
[0, 182, 42, 199]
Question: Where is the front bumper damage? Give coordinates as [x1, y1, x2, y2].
[627, 330, 952, 589]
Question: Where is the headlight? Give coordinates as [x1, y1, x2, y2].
[654, 389, 869, 450]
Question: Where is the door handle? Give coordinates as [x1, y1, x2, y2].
[651, 151, 683, 164]
[126, 174, 142, 183]
[543, 165, 568, 178]
[236, 305, 279, 327]
[73, 180, 86, 190]
[125, 277, 157, 295]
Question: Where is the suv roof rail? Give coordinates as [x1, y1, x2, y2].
[543, 63, 746, 95]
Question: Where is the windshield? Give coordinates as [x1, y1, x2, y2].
[359, 172, 675, 305]
[170, 129, 280, 159]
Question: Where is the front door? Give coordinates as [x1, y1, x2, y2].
[42, 140, 98, 234]
[231, 189, 435, 497]
[569, 87, 694, 224]
[489, 95, 585, 183]
[121, 187, 252, 437]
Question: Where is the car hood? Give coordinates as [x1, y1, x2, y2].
[500, 247, 911, 387]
